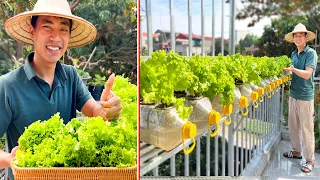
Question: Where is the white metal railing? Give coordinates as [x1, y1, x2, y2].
[140, 82, 285, 177]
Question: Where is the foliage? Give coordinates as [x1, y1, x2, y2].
[89, 74, 106, 86]
[237, 34, 259, 55]
[16, 113, 136, 168]
[235, 0, 319, 27]
[0, 136, 5, 150]
[141, 50, 291, 108]
[16, 75, 137, 168]
[259, 56, 291, 78]
[223, 54, 248, 84]
[203, 56, 235, 105]
[68, 0, 137, 83]
[140, 50, 193, 120]
[113, 75, 137, 129]
[76, 69, 91, 79]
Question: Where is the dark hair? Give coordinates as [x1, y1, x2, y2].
[31, 16, 73, 33]
[292, 32, 308, 37]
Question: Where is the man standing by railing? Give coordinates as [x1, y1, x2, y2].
[283, 23, 317, 173]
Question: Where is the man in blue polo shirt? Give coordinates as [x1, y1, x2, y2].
[283, 23, 317, 173]
[0, 0, 122, 179]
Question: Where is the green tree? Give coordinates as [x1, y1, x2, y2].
[235, 0, 320, 27]
[68, 0, 137, 83]
[237, 34, 259, 55]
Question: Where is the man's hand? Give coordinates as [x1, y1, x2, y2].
[9, 146, 19, 169]
[93, 74, 122, 121]
[283, 65, 294, 72]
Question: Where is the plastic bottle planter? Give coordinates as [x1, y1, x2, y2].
[266, 85, 272, 99]
[251, 92, 259, 108]
[182, 121, 197, 154]
[208, 110, 220, 137]
[240, 96, 249, 116]
[222, 104, 232, 125]
[258, 87, 264, 102]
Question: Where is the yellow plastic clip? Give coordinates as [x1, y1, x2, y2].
[266, 85, 272, 98]
[285, 76, 290, 86]
[208, 110, 220, 137]
[279, 79, 283, 85]
[223, 104, 232, 125]
[251, 91, 259, 108]
[275, 81, 279, 92]
[258, 87, 264, 102]
[182, 121, 197, 154]
[271, 82, 275, 89]
[240, 96, 249, 116]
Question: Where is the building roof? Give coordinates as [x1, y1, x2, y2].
[142, 32, 160, 38]
[176, 33, 201, 40]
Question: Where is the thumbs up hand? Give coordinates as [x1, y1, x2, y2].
[94, 74, 122, 121]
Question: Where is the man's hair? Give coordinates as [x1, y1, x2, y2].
[292, 32, 308, 37]
[31, 16, 73, 34]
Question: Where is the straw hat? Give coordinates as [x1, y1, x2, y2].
[284, 23, 316, 43]
[4, 0, 97, 48]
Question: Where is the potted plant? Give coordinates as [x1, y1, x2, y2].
[76, 69, 91, 85]
[88, 74, 106, 101]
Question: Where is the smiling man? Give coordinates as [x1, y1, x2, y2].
[283, 23, 317, 173]
[0, 0, 122, 179]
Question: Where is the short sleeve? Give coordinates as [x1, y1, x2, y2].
[0, 77, 12, 138]
[305, 50, 317, 69]
[70, 67, 92, 111]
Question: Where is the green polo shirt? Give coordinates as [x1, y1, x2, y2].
[290, 45, 317, 101]
[0, 52, 92, 180]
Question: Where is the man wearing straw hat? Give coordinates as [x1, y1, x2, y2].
[0, 0, 122, 179]
[283, 23, 317, 173]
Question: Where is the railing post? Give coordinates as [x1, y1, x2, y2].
[212, 0, 215, 56]
[145, 0, 153, 55]
[169, 0, 175, 51]
[188, 0, 192, 56]
[196, 136, 201, 176]
[201, 0, 205, 56]
[221, 0, 224, 55]
[228, 113, 235, 176]
[170, 156, 176, 176]
[222, 123, 226, 176]
[206, 132, 210, 176]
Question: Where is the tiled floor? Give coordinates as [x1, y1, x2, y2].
[262, 140, 320, 179]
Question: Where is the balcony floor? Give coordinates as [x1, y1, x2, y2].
[262, 140, 320, 179]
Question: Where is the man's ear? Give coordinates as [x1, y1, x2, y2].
[29, 26, 34, 40]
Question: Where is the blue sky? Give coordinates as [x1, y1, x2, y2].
[140, 0, 274, 40]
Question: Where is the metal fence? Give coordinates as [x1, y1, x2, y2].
[141, 83, 285, 177]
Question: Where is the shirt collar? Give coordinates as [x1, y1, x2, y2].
[294, 45, 310, 54]
[24, 52, 68, 82]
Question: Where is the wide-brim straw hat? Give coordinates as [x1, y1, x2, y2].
[4, 0, 97, 48]
[284, 23, 316, 43]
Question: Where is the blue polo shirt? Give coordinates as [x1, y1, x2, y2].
[0, 52, 92, 179]
[290, 45, 317, 101]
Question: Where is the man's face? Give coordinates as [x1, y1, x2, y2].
[30, 16, 70, 63]
[293, 32, 307, 48]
